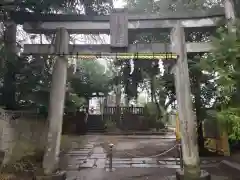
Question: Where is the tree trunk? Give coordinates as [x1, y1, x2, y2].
[233, 0, 240, 18]
[115, 85, 121, 107]
[150, 77, 154, 102]
[82, 0, 97, 15]
[193, 71, 205, 151]
[153, 92, 161, 118]
[150, 75, 160, 116]
[3, 22, 17, 110]
[125, 95, 129, 107]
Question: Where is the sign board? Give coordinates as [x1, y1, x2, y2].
[110, 8, 128, 47]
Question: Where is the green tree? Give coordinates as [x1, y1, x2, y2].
[201, 22, 240, 140]
[70, 59, 112, 103]
[0, 0, 113, 110]
[121, 0, 226, 150]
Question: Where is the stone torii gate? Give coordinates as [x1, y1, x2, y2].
[19, 0, 235, 179]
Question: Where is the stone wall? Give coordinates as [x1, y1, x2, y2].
[0, 109, 48, 164]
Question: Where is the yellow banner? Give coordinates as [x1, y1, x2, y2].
[175, 113, 181, 141]
[205, 131, 230, 156]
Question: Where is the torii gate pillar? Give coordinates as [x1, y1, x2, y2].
[171, 21, 205, 179]
[43, 28, 69, 174]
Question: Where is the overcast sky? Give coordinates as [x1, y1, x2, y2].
[113, 0, 125, 8]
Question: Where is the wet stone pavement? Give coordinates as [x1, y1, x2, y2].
[66, 168, 231, 180]
[65, 145, 221, 170]
[63, 135, 234, 180]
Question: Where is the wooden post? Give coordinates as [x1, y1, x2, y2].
[43, 28, 69, 175]
[110, 8, 128, 48]
[171, 21, 201, 179]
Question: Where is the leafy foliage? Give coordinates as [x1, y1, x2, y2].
[70, 59, 112, 100]
[201, 21, 240, 140]
[0, 0, 113, 111]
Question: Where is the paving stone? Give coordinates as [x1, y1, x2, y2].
[147, 160, 158, 164]
[165, 161, 177, 165]
[105, 168, 116, 172]
[159, 164, 179, 168]
[84, 144, 94, 148]
[158, 161, 167, 165]
[210, 160, 218, 163]
[131, 159, 157, 164]
[90, 153, 106, 159]
[92, 147, 105, 154]
[66, 164, 79, 170]
[78, 164, 93, 168]
[106, 160, 131, 164]
[201, 160, 209, 164]
[176, 162, 180, 165]
[67, 159, 87, 165]
[210, 175, 232, 180]
[69, 150, 90, 154]
[132, 158, 153, 161]
[76, 149, 91, 154]
[75, 157, 88, 160]
[66, 153, 89, 157]
[67, 154, 88, 158]
[113, 164, 131, 168]
[111, 163, 131, 167]
[167, 175, 230, 180]
[111, 158, 132, 161]
[131, 164, 159, 168]
[95, 159, 106, 168]
[158, 157, 178, 161]
[79, 159, 95, 168]
[200, 164, 218, 168]
[86, 143, 95, 147]
[67, 159, 83, 165]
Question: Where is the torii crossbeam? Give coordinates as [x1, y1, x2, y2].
[12, 7, 224, 34]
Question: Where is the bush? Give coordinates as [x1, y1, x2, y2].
[143, 102, 165, 130]
[104, 119, 116, 131]
[2, 148, 44, 175]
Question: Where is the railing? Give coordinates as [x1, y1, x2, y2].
[104, 106, 144, 115]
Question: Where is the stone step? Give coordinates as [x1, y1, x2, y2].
[66, 160, 219, 170]
[67, 150, 90, 154]
[90, 154, 107, 159]
[104, 163, 218, 169]
[78, 159, 95, 169]
[105, 157, 220, 163]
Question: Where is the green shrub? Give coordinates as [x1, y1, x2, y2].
[104, 119, 116, 131]
[143, 102, 165, 130]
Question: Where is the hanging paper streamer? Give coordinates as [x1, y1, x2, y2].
[73, 52, 178, 60]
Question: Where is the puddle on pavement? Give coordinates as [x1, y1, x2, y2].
[115, 142, 138, 150]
